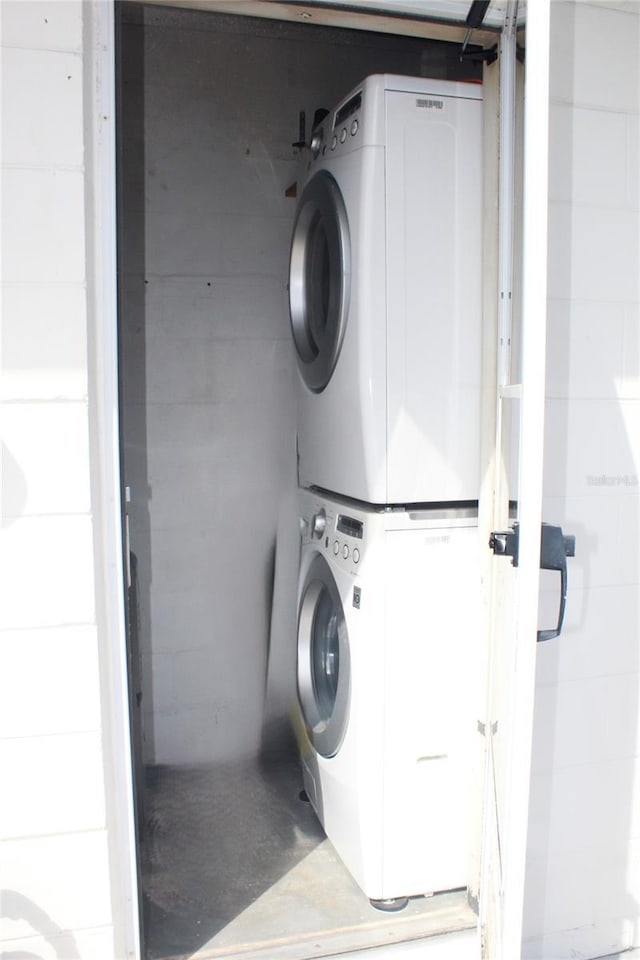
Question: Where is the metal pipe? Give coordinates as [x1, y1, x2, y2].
[497, 2, 518, 387]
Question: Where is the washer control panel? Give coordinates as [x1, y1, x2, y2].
[301, 498, 366, 570]
[330, 514, 363, 566]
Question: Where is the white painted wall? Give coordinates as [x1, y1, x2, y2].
[1, 3, 135, 958]
[523, 2, 640, 957]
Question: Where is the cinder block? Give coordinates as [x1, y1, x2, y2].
[1, 286, 88, 402]
[2, 168, 85, 284]
[0, 517, 95, 629]
[545, 300, 625, 401]
[1, 926, 116, 960]
[145, 210, 290, 279]
[149, 585, 225, 654]
[543, 397, 640, 504]
[548, 203, 639, 303]
[2, 47, 83, 168]
[0, 832, 113, 940]
[1, 732, 106, 839]
[0, 626, 101, 738]
[536, 584, 640, 685]
[145, 276, 289, 342]
[531, 673, 640, 775]
[550, 2, 640, 113]
[152, 699, 263, 766]
[548, 104, 627, 207]
[171, 649, 218, 707]
[0, 0, 83, 51]
[527, 760, 640, 862]
[2, 402, 91, 518]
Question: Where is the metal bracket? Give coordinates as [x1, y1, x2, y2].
[292, 110, 306, 150]
[459, 43, 498, 64]
[488, 526, 519, 562]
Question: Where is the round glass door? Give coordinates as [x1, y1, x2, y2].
[297, 552, 350, 757]
[289, 170, 351, 393]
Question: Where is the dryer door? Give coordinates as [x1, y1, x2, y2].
[297, 552, 350, 757]
[289, 170, 351, 393]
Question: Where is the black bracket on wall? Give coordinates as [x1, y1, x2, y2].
[292, 110, 307, 150]
[459, 43, 498, 64]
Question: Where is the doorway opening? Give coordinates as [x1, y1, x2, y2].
[116, 3, 485, 957]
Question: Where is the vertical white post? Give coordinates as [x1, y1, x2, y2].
[502, 0, 551, 954]
[85, 1, 141, 956]
[497, 2, 518, 388]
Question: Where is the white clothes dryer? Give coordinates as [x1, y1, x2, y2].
[294, 487, 481, 905]
[289, 74, 483, 506]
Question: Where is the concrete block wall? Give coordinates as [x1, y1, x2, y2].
[1, 3, 127, 958]
[120, 5, 474, 766]
[523, 2, 640, 957]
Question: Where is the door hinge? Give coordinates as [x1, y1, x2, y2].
[478, 720, 498, 736]
[467, 890, 480, 915]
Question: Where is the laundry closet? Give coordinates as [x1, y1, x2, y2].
[118, 3, 486, 957]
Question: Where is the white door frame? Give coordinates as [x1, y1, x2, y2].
[498, 0, 552, 948]
[478, 1, 552, 956]
[86, 2, 141, 957]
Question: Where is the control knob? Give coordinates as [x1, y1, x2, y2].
[310, 129, 323, 158]
[311, 509, 326, 539]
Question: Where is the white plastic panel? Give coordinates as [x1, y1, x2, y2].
[385, 87, 483, 504]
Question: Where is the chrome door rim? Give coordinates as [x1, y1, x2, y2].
[297, 551, 350, 758]
[289, 170, 351, 393]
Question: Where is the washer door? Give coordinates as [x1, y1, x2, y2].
[297, 552, 350, 758]
[289, 170, 351, 393]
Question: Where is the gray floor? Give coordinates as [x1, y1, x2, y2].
[140, 753, 475, 960]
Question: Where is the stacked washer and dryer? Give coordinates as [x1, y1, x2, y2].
[288, 75, 483, 909]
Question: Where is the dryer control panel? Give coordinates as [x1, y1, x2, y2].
[307, 102, 363, 172]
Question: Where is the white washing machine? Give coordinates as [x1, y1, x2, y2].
[289, 74, 483, 506]
[294, 487, 480, 905]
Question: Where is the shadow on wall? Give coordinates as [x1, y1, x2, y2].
[0, 890, 80, 959]
[0, 446, 28, 528]
[523, 3, 640, 956]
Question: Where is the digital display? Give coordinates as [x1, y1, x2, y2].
[334, 92, 362, 129]
[337, 514, 363, 539]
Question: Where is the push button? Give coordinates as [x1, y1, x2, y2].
[331, 135, 337, 150]
[340, 127, 347, 144]
[333, 540, 340, 555]
[342, 544, 349, 560]
[351, 119, 359, 136]
[353, 548, 360, 564]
